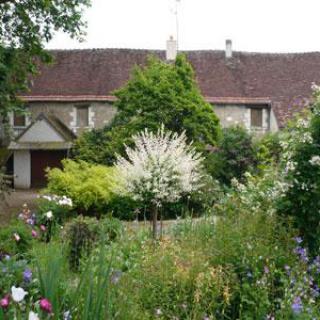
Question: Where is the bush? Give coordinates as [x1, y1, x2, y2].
[0, 220, 34, 256]
[205, 125, 258, 186]
[64, 216, 122, 270]
[255, 132, 282, 168]
[46, 159, 119, 216]
[277, 94, 320, 254]
[37, 195, 74, 224]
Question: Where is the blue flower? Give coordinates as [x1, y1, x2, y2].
[23, 269, 32, 283]
[294, 236, 303, 244]
[291, 296, 303, 314]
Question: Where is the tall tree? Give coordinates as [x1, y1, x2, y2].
[75, 54, 221, 164]
[0, 0, 90, 117]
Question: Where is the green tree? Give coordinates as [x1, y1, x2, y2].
[0, 0, 90, 117]
[205, 125, 259, 186]
[75, 54, 221, 164]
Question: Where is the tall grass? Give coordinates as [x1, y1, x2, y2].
[71, 247, 113, 320]
[32, 242, 114, 320]
[32, 242, 70, 320]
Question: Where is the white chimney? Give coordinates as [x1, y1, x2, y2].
[225, 39, 232, 59]
[166, 36, 177, 61]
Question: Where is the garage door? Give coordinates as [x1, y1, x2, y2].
[31, 150, 67, 188]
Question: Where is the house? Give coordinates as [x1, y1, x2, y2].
[4, 38, 320, 189]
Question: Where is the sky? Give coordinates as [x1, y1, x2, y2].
[47, 0, 320, 53]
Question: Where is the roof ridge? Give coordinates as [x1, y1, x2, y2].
[46, 48, 320, 55]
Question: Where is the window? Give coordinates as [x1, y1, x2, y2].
[251, 108, 263, 127]
[76, 105, 89, 127]
[13, 112, 26, 127]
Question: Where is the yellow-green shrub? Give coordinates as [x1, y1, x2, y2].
[46, 160, 119, 215]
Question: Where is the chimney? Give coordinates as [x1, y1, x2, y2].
[166, 36, 177, 61]
[225, 39, 232, 59]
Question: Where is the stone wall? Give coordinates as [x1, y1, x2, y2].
[213, 104, 278, 133]
[23, 101, 117, 135]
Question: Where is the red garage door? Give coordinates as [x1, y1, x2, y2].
[31, 150, 67, 188]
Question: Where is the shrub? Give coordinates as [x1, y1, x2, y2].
[37, 194, 74, 224]
[46, 159, 119, 216]
[255, 131, 282, 169]
[277, 87, 320, 254]
[0, 220, 34, 256]
[206, 125, 258, 186]
[64, 216, 122, 270]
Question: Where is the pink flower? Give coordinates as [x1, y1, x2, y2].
[40, 225, 46, 232]
[39, 298, 52, 314]
[0, 295, 10, 309]
[13, 233, 20, 242]
[31, 230, 38, 238]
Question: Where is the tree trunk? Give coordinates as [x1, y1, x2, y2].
[152, 204, 158, 239]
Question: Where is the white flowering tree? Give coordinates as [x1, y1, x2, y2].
[115, 125, 204, 238]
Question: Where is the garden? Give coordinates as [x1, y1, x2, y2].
[2, 56, 320, 319]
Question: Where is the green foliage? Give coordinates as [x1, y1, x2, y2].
[277, 91, 320, 254]
[0, 256, 29, 296]
[37, 197, 74, 225]
[33, 243, 70, 320]
[64, 216, 122, 270]
[255, 132, 282, 168]
[46, 159, 118, 216]
[0, 220, 34, 256]
[70, 247, 114, 320]
[205, 125, 258, 185]
[112, 209, 311, 319]
[74, 54, 220, 165]
[0, 0, 90, 117]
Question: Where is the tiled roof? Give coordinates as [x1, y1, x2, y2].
[22, 48, 320, 127]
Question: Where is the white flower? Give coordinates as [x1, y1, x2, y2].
[309, 155, 320, 166]
[58, 196, 73, 207]
[115, 125, 204, 206]
[13, 233, 20, 242]
[11, 286, 28, 302]
[28, 311, 40, 320]
[45, 211, 53, 219]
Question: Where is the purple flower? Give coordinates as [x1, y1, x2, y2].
[110, 270, 122, 284]
[31, 230, 38, 238]
[291, 296, 303, 314]
[23, 269, 32, 283]
[26, 218, 35, 226]
[294, 236, 303, 244]
[264, 266, 270, 274]
[39, 298, 52, 314]
[0, 295, 10, 309]
[294, 247, 309, 263]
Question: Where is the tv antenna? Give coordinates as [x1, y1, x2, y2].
[171, 0, 181, 50]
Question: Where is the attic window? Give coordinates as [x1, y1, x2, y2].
[76, 105, 89, 127]
[250, 107, 263, 127]
[13, 112, 26, 127]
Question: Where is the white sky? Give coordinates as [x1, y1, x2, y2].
[46, 0, 320, 53]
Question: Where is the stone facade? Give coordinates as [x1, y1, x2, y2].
[10, 101, 117, 137]
[6, 102, 278, 140]
[214, 104, 278, 133]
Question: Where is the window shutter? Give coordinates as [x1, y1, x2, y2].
[13, 113, 26, 127]
[76, 106, 89, 127]
[251, 108, 263, 127]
